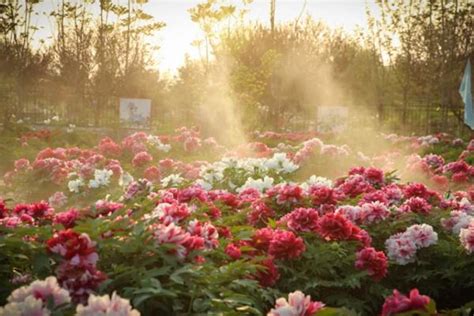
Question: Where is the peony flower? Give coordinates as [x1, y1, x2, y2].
[132, 151, 153, 168]
[0, 295, 50, 316]
[405, 224, 438, 248]
[247, 200, 275, 226]
[316, 213, 355, 241]
[256, 257, 280, 287]
[334, 205, 362, 223]
[385, 233, 417, 265]
[68, 178, 84, 193]
[360, 201, 390, 224]
[268, 230, 305, 260]
[399, 197, 432, 214]
[76, 292, 140, 316]
[459, 220, 474, 254]
[6, 276, 70, 306]
[48, 192, 68, 208]
[225, 243, 242, 260]
[47, 230, 98, 266]
[355, 247, 388, 281]
[279, 208, 319, 232]
[152, 223, 191, 259]
[54, 209, 80, 229]
[267, 290, 324, 316]
[88, 169, 113, 189]
[144, 166, 161, 182]
[187, 219, 219, 249]
[381, 289, 431, 316]
[441, 211, 473, 234]
[252, 228, 275, 251]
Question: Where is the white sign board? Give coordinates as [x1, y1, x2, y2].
[119, 98, 151, 126]
[316, 106, 349, 133]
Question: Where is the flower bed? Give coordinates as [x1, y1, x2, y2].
[2, 128, 474, 315]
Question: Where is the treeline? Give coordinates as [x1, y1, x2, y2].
[0, 0, 165, 125]
[1, 0, 473, 134]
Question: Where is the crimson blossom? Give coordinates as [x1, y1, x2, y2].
[381, 289, 431, 316]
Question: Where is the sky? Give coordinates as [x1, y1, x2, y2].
[32, 0, 378, 75]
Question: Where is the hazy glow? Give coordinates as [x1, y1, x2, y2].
[32, 0, 377, 74]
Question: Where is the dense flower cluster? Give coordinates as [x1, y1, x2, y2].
[0, 200, 54, 227]
[4, 129, 474, 314]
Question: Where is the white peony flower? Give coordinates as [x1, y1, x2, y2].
[76, 292, 140, 316]
[237, 176, 274, 193]
[68, 178, 84, 193]
[88, 169, 113, 189]
[119, 172, 134, 187]
[147, 135, 171, 152]
[161, 174, 184, 187]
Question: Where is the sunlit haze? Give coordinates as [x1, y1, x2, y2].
[33, 0, 377, 75]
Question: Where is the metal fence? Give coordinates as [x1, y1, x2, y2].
[1, 87, 471, 137]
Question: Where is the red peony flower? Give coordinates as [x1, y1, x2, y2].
[364, 167, 385, 185]
[54, 208, 80, 228]
[316, 213, 355, 241]
[47, 229, 98, 265]
[252, 227, 275, 251]
[279, 207, 319, 232]
[247, 200, 275, 226]
[308, 185, 340, 207]
[268, 229, 305, 260]
[381, 289, 431, 316]
[355, 247, 388, 281]
[225, 243, 242, 260]
[256, 257, 280, 287]
[399, 197, 432, 214]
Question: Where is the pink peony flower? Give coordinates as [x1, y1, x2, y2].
[405, 224, 438, 248]
[360, 201, 391, 224]
[6, 276, 70, 307]
[385, 233, 417, 265]
[144, 166, 161, 182]
[14, 158, 30, 171]
[132, 151, 153, 168]
[460, 220, 474, 254]
[187, 219, 219, 249]
[267, 290, 325, 316]
[98, 137, 122, 157]
[48, 191, 68, 208]
[54, 209, 80, 229]
[152, 223, 191, 259]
